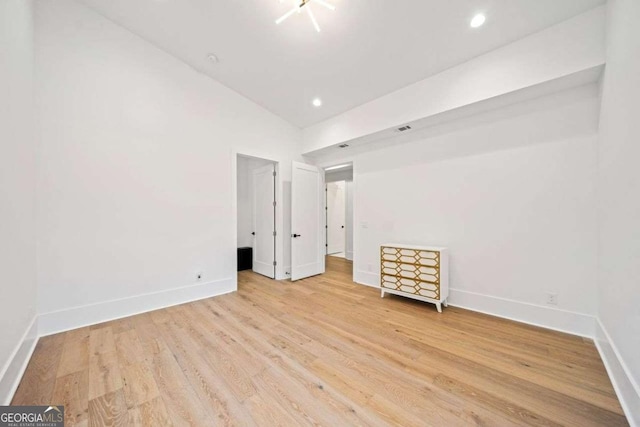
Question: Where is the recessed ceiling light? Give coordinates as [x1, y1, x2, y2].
[207, 53, 219, 63]
[312, 98, 322, 107]
[470, 14, 486, 28]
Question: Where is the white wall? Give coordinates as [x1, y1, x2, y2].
[302, 6, 605, 154]
[0, 0, 38, 403]
[237, 156, 253, 248]
[596, 0, 640, 423]
[35, 0, 302, 334]
[315, 83, 601, 336]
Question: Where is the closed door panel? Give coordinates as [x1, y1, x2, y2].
[291, 161, 324, 281]
[252, 164, 275, 278]
[326, 181, 346, 254]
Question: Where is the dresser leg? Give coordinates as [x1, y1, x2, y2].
[381, 289, 385, 298]
[443, 299, 448, 307]
[436, 302, 442, 313]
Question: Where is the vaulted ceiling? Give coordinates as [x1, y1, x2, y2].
[78, 0, 605, 127]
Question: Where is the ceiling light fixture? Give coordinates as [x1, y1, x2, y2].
[470, 14, 486, 28]
[312, 98, 322, 107]
[276, 0, 335, 33]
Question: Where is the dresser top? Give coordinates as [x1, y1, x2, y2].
[382, 243, 448, 251]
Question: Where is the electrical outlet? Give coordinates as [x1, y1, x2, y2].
[545, 292, 558, 306]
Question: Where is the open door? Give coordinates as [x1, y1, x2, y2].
[291, 161, 325, 281]
[252, 163, 276, 278]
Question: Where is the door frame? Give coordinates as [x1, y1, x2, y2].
[232, 151, 283, 283]
[321, 161, 356, 278]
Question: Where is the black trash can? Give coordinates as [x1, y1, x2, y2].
[237, 247, 252, 271]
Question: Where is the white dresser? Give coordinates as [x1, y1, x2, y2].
[380, 244, 449, 312]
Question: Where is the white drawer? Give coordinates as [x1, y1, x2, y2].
[381, 274, 440, 299]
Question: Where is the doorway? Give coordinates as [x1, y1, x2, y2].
[324, 164, 354, 262]
[236, 154, 277, 279]
[326, 181, 346, 257]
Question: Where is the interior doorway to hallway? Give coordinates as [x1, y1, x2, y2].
[236, 154, 277, 279]
[326, 181, 346, 257]
[324, 164, 353, 262]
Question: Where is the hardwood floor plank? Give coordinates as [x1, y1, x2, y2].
[114, 330, 146, 366]
[89, 327, 116, 356]
[199, 344, 257, 403]
[250, 368, 342, 426]
[242, 393, 300, 427]
[91, 317, 134, 335]
[57, 335, 90, 378]
[65, 326, 91, 343]
[88, 350, 123, 400]
[51, 370, 90, 426]
[119, 361, 159, 409]
[88, 389, 128, 427]
[432, 373, 562, 427]
[11, 334, 65, 405]
[145, 340, 213, 426]
[127, 396, 173, 427]
[155, 316, 256, 426]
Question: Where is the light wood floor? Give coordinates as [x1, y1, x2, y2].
[13, 257, 627, 426]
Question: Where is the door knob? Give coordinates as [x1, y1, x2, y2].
[251, 232, 255, 235]
[341, 225, 345, 229]
[292, 233, 301, 238]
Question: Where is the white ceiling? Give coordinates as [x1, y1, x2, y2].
[77, 0, 605, 128]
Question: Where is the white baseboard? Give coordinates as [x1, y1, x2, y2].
[0, 316, 39, 405]
[595, 319, 640, 427]
[277, 266, 291, 281]
[345, 251, 354, 261]
[39, 278, 236, 337]
[354, 270, 380, 288]
[448, 288, 595, 338]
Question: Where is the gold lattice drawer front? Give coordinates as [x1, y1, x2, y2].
[381, 261, 439, 282]
[380, 246, 442, 300]
[380, 244, 448, 311]
[381, 247, 440, 267]
[381, 274, 440, 299]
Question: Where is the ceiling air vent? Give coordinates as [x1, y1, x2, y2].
[397, 125, 412, 132]
[338, 144, 350, 148]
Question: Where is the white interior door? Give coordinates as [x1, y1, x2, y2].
[252, 164, 275, 278]
[291, 161, 325, 281]
[326, 181, 346, 254]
